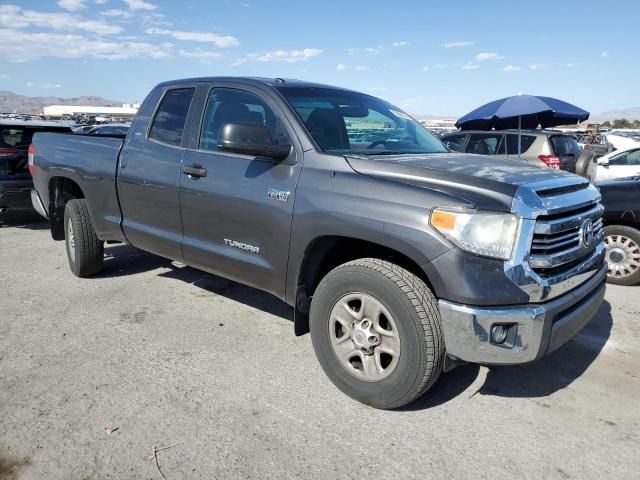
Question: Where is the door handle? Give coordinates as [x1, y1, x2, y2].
[183, 164, 207, 178]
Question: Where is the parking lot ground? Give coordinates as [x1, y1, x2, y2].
[1, 217, 639, 480]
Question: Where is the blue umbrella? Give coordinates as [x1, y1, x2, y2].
[456, 95, 590, 159]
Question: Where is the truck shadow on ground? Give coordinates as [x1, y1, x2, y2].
[100, 244, 293, 319]
[100, 244, 175, 277]
[100, 244, 613, 409]
[0, 212, 48, 230]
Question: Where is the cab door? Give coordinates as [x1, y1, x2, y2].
[178, 83, 302, 297]
[117, 86, 196, 260]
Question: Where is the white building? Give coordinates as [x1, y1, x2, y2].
[43, 103, 140, 117]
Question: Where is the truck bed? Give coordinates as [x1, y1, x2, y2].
[32, 132, 126, 241]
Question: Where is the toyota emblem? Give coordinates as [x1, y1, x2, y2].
[581, 219, 594, 247]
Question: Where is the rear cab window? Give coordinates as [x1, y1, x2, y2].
[149, 88, 195, 146]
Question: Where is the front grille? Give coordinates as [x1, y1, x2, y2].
[529, 202, 604, 276]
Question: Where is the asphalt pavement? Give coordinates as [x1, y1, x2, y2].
[1, 216, 639, 479]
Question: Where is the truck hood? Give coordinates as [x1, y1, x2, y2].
[345, 152, 578, 212]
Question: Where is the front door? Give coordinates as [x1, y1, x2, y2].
[179, 84, 302, 297]
[600, 148, 640, 181]
[118, 86, 196, 260]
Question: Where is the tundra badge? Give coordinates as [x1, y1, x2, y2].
[268, 188, 290, 202]
[224, 239, 260, 254]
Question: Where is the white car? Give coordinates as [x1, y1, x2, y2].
[595, 146, 640, 181]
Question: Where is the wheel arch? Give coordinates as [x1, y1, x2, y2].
[292, 235, 433, 336]
[48, 176, 86, 240]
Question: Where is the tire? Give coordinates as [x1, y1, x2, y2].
[604, 225, 640, 286]
[64, 199, 104, 277]
[309, 258, 444, 409]
[575, 150, 596, 180]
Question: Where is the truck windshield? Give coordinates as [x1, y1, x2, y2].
[276, 86, 447, 156]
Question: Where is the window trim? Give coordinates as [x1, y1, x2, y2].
[146, 86, 197, 149]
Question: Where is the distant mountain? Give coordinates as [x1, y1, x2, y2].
[591, 107, 640, 122]
[0, 91, 123, 115]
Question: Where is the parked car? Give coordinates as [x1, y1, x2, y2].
[597, 176, 640, 285]
[30, 77, 606, 409]
[594, 146, 640, 182]
[72, 125, 95, 133]
[1, 120, 71, 217]
[441, 129, 597, 179]
[85, 123, 130, 136]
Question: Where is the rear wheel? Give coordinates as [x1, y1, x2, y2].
[604, 225, 640, 286]
[310, 258, 444, 409]
[64, 199, 104, 277]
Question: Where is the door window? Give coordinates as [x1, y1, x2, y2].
[465, 134, 505, 155]
[149, 88, 195, 146]
[199, 88, 289, 152]
[610, 149, 640, 166]
[506, 134, 536, 154]
[442, 134, 467, 152]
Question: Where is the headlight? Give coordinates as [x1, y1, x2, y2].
[430, 208, 519, 260]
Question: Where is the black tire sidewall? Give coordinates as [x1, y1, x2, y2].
[64, 200, 81, 276]
[605, 225, 640, 286]
[310, 265, 430, 408]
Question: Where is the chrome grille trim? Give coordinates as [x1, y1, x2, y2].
[506, 176, 606, 303]
[530, 210, 604, 270]
[533, 204, 603, 235]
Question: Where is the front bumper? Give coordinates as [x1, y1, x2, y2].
[438, 263, 607, 364]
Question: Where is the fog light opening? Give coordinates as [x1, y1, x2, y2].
[490, 325, 508, 344]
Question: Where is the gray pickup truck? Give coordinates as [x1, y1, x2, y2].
[30, 77, 607, 409]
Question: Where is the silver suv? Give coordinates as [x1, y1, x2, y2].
[441, 129, 596, 179]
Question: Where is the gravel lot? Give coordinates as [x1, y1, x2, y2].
[1, 215, 639, 480]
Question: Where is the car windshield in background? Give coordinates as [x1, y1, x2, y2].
[276, 86, 447, 156]
[551, 135, 581, 156]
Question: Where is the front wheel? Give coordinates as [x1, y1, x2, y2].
[64, 199, 104, 277]
[310, 258, 444, 409]
[604, 225, 640, 286]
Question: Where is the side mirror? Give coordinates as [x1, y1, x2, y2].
[217, 123, 291, 160]
[597, 157, 609, 166]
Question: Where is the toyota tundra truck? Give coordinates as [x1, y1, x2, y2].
[30, 77, 607, 409]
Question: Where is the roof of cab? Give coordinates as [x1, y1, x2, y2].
[155, 76, 357, 93]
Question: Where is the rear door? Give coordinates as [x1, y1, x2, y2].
[178, 82, 302, 297]
[117, 86, 196, 260]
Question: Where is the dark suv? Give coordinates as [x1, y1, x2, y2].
[441, 129, 596, 179]
[0, 120, 71, 217]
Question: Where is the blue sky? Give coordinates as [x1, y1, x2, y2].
[1, 0, 639, 116]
